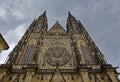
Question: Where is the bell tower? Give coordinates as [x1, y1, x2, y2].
[67, 12, 106, 65]
[7, 11, 48, 65]
[0, 11, 119, 82]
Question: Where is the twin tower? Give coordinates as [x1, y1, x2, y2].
[0, 11, 119, 82]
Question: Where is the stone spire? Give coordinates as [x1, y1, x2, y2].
[42, 10, 46, 16]
[68, 11, 76, 19]
[38, 10, 47, 19]
[36, 10, 48, 32]
[67, 11, 80, 34]
[7, 11, 48, 64]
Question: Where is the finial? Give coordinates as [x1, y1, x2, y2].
[42, 10, 46, 16]
[38, 10, 47, 19]
[68, 11, 73, 17]
[68, 11, 76, 20]
[55, 21, 61, 25]
[56, 20, 59, 23]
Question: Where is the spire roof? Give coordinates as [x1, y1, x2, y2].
[38, 11, 47, 19]
[68, 11, 72, 17]
[68, 11, 75, 19]
[42, 10, 46, 16]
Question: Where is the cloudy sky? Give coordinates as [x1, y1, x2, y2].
[0, 0, 120, 78]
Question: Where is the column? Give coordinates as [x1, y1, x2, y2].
[80, 69, 90, 82]
[24, 71, 34, 82]
[106, 69, 118, 82]
[0, 69, 7, 81]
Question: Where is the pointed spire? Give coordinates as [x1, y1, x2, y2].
[68, 11, 75, 18]
[36, 11, 48, 32]
[56, 20, 59, 23]
[67, 11, 80, 33]
[38, 10, 47, 19]
[55, 20, 60, 25]
[42, 10, 46, 16]
[68, 11, 72, 17]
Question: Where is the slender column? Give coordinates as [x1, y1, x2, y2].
[97, 74, 104, 82]
[76, 72, 83, 82]
[19, 74, 24, 82]
[0, 71, 7, 80]
[24, 71, 34, 82]
[80, 69, 90, 82]
[9, 74, 17, 82]
[0, 69, 7, 81]
[106, 69, 118, 82]
[90, 74, 95, 82]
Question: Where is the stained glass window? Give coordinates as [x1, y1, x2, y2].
[80, 44, 89, 63]
[24, 45, 34, 63]
[44, 46, 72, 66]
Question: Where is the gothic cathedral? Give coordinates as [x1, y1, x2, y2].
[0, 11, 119, 82]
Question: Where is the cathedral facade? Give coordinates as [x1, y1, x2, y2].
[0, 11, 119, 82]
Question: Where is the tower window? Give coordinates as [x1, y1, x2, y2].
[24, 45, 34, 64]
[80, 44, 89, 63]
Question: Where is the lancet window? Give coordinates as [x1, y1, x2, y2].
[80, 44, 89, 64]
[24, 44, 34, 64]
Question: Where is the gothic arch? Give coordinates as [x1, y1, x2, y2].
[78, 41, 89, 64]
[19, 39, 37, 64]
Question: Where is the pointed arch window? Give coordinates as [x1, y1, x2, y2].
[80, 44, 89, 64]
[24, 44, 35, 64]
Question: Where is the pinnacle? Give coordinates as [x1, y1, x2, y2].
[67, 11, 77, 22]
[38, 11, 47, 19]
[55, 20, 59, 24]
[42, 10, 46, 16]
[68, 11, 72, 16]
[68, 11, 74, 18]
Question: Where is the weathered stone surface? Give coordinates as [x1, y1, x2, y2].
[0, 12, 119, 82]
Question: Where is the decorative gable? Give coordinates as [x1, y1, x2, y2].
[47, 21, 66, 36]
